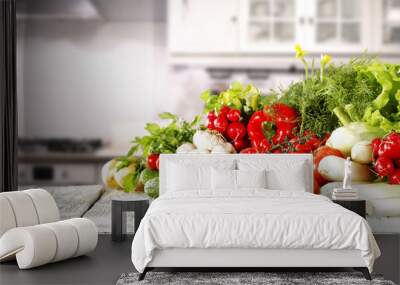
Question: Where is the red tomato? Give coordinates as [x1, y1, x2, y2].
[240, 147, 258, 154]
[219, 106, 230, 116]
[226, 109, 241, 122]
[213, 115, 229, 133]
[389, 169, 400, 184]
[147, 154, 159, 170]
[232, 139, 248, 152]
[226, 122, 246, 140]
[207, 121, 215, 130]
[303, 132, 321, 150]
[395, 159, 400, 168]
[371, 138, 382, 157]
[251, 138, 271, 153]
[272, 148, 283, 153]
[294, 143, 312, 153]
[207, 111, 216, 121]
[374, 156, 395, 177]
[272, 128, 293, 145]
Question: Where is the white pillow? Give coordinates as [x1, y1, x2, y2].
[168, 163, 210, 191]
[167, 160, 236, 192]
[211, 169, 267, 191]
[211, 168, 236, 190]
[266, 162, 308, 192]
[236, 169, 267, 189]
[238, 159, 309, 192]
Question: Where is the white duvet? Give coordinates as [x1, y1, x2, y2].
[131, 190, 380, 273]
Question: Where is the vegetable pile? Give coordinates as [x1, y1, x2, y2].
[102, 45, 400, 198]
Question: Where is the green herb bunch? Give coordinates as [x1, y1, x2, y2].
[127, 112, 200, 157]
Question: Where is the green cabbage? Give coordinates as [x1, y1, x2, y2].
[139, 169, 159, 185]
[144, 177, 159, 199]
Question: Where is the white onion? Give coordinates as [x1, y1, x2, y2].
[351, 141, 373, 164]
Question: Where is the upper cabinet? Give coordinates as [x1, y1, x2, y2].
[372, 0, 400, 53]
[168, 0, 400, 55]
[306, 0, 367, 52]
[168, 0, 240, 53]
[239, 0, 302, 52]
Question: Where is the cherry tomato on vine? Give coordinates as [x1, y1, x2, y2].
[213, 115, 229, 133]
[226, 109, 241, 122]
[240, 147, 258, 154]
[389, 170, 400, 185]
[226, 122, 246, 140]
[220, 106, 230, 116]
[232, 139, 248, 152]
[147, 154, 159, 170]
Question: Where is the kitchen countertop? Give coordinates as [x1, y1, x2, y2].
[18, 147, 127, 163]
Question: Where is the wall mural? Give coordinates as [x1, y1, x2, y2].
[101, 45, 400, 198]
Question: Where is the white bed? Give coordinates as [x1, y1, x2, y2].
[131, 154, 380, 280]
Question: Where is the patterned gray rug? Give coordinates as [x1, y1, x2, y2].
[116, 272, 396, 285]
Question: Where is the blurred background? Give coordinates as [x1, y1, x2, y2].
[16, 0, 400, 187]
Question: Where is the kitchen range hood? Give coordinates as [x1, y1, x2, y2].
[17, 0, 101, 20]
[17, 0, 165, 21]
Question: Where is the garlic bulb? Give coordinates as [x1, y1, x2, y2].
[190, 148, 210, 154]
[176, 143, 196, 154]
[193, 130, 225, 150]
[211, 144, 230, 154]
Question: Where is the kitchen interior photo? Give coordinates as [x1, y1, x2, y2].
[2, 0, 400, 284]
[17, 0, 400, 188]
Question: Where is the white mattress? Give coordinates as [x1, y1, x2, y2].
[367, 216, 400, 233]
[131, 189, 380, 273]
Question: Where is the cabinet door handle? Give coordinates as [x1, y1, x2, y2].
[231, 16, 238, 23]
[299, 17, 305, 24]
[308, 17, 314, 25]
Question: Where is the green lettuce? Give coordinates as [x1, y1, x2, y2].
[362, 62, 400, 132]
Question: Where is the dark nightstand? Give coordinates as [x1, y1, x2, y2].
[333, 200, 366, 218]
[111, 197, 149, 242]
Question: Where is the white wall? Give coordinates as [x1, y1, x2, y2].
[20, 19, 167, 146]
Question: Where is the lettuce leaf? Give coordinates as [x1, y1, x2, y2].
[361, 62, 400, 132]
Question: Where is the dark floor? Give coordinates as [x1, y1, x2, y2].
[1, 234, 398, 285]
[0, 235, 134, 285]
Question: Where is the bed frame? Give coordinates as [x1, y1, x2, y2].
[139, 154, 372, 281]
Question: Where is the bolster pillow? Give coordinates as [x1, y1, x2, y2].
[0, 218, 98, 269]
[0, 189, 60, 237]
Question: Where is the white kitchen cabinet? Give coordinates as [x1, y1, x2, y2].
[168, 0, 400, 56]
[239, 0, 367, 53]
[305, 0, 368, 53]
[239, 0, 304, 52]
[371, 0, 400, 53]
[168, 0, 240, 53]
